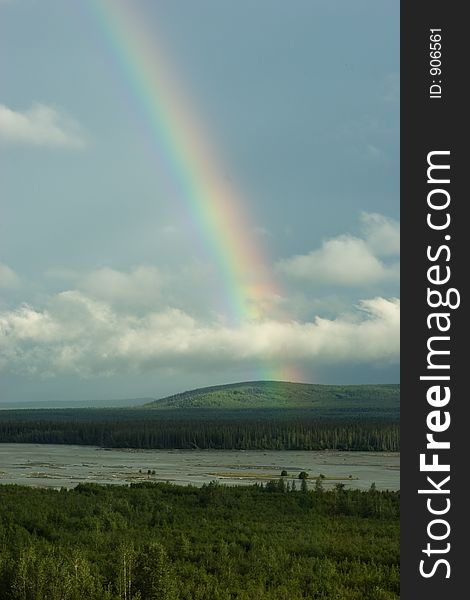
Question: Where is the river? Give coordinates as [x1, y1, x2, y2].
[0, 444, 399, 490]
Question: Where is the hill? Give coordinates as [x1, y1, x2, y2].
[0, 382, 399, 450]
[144, 381, 399, 415]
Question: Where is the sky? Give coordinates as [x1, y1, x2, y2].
[0, 0, 399, 404]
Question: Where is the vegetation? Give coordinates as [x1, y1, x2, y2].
[145, 381, 400, 413]
[0, 412, 399, 451]
[0, 382, 399, 451]
[0, 481, 399, 599]
[0, 382, 400, 597]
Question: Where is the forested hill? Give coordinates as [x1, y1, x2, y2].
[0, 382, 399, 450]
[145, 381, 399, 414]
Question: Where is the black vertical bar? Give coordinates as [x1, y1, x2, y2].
[401, 3, 467, 598]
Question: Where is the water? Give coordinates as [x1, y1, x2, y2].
[0, 444, 399, 490]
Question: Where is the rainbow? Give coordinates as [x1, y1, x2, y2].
[86, 0, 303, 381]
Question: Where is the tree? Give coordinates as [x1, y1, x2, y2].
[134, 543, 177, 600]
[116, 542, 136, 600]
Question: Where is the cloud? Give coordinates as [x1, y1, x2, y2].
[277, 213, 399, 286]
[44, 263, 217, 319]
[277, 236, 387, 285]
[0, 263, 20, 288]
[0, 103, 85, 148]
[0, 291, 399, 376]
[1, 215, 400, 376]
[361, 212, 399, 257]
[78, 266, 166, 310]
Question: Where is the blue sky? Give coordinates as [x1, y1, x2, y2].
[0, 0, 399, 404]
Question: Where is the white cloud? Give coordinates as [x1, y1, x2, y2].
[0, 263, 20, 288]
[277, 213, 399, 286]
[0, 103, 85, 148]
[0, 291, 399, 376]
[78, 266, 166, 310]
[1, 219, 400, 376]
[277, 235, 397, 285]
[361, 212, 399, 257]
[44, 263, 216, 318]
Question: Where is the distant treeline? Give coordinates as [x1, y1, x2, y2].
[0, 481, 400, 599]
[0, 410, 399, 451]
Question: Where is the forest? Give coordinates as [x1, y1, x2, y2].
[0, 383, 400, 597]
[0, 410, 399, 451]
[0, 481, 399, 600]
[0, 382, 399, 451]
[145, 382, 400, 412]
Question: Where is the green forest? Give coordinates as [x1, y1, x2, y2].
[0, 412, 399, 451]
[0, 381, 400, 452]
[0, 382, 400, 597]
[0, 382, 399, 451]
[146, 382, 400, 412]
[0, 481, 399, 600]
